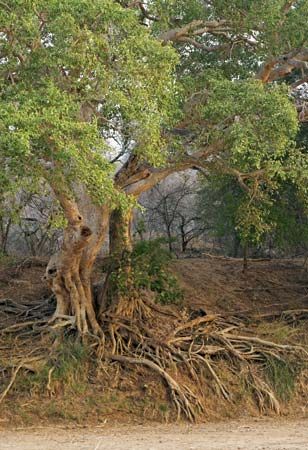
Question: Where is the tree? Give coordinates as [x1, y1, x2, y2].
[0, 0, 178, 333]
[107, 0, 308, 271]
[1, 0, 308, 331]
[139, 174, 205, 252]
[16, 190, 63, 256]
[197, 173, 308, 258]
[1, 0, 308, 421]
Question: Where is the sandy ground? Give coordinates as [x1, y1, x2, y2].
[1, 420, 308, 450]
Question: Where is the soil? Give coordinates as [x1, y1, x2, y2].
[172, 257, 308, 315]
[1, 255, 308, 429]
[1, 255, 307, 320]
[1, 419, 308, 449]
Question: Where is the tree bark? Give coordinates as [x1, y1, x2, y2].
[166, 224, 174, 252]
[0, 216, 11, 255]
[243, 242, 248, 273]
[44, 184, 109, 336]
[109, 208, 133, 257]
[97, 207, 135, 317]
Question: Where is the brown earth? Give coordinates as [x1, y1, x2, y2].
[1, 419, 308, 449]
[1, 255, 307, 320]
[172, 257, 308, 316]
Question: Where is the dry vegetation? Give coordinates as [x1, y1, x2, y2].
[1, 255, 308, 427]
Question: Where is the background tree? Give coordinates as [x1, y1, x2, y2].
[139, 174, 205, 252]
[197, 174, 308, 259]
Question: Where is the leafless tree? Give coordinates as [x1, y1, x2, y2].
[138, 173, 207, 253]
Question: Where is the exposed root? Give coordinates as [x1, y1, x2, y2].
[0, 349, 47, 405]
[0, 363, 23, 404]
[98, 298, 307, 420]
[46, 367, 55, 396]
[110, 354, 201, 421]
[107, 292, 154, 322]
[0, 294, 307, 421]
[281, 309, 308, 325]
[248, 370, 280, 414]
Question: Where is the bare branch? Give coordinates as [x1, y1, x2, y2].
[158, 19, 230, 45]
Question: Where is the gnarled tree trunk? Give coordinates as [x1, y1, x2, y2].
[45, 143, 222, 334]
[44, 186, 109, 336]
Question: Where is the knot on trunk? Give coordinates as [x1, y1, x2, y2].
[81, 226, 92, 237]
[43, 253, 60, 282]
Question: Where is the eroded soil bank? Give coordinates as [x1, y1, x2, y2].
[1, 257, 308, 426]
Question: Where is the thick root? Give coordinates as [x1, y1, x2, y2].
[98, 299, 306, 421]
[110, 354, 201, 421]
[1, 295, 306, 421]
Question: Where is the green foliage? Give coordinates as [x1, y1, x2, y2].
[268, 184, 308, 250]
[1, 0, 308, 264]
[198, 175, 242, 237]
[211, 0, 308, 56]
[149, 0, 308, 78]
[265, 357, 298, 402]
[198, 173, 308, 253]
[185, 74, 298, 173]
[183, 73, 307, 252]
[132, 239, 183, 305]
[149, 1, 308, 233]
[198, 174, 266, 249]
[0, 0, 179, 206]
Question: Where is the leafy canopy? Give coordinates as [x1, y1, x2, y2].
[1, 0, 308, 248]
[0, 0, 179, 205]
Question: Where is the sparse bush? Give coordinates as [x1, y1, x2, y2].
[132, 239, 183, 305]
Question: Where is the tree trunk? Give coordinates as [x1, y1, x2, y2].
[44, 186, 109, 336]
[98, 207, 142, 320]
[109, 208, 133, 257]
[179, 217, 187, 252]
[166, 225, 173, 252]
[99, 209, 149, 326]
[0, 217, 11, 255]
[232, 235, 241, 258]
[243, 242, 248, 272]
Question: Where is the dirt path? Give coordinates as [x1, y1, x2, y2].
[1, 419, 308, 450]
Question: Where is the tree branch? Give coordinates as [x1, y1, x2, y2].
[120, 140, 225, 196]
[158, 20, 230, 45]
[257, 48, 308, 83]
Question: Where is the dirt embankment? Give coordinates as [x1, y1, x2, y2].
[1, 256, 308, 428]
[172, 257, 308, 316]
[1, 255, 307, 319]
